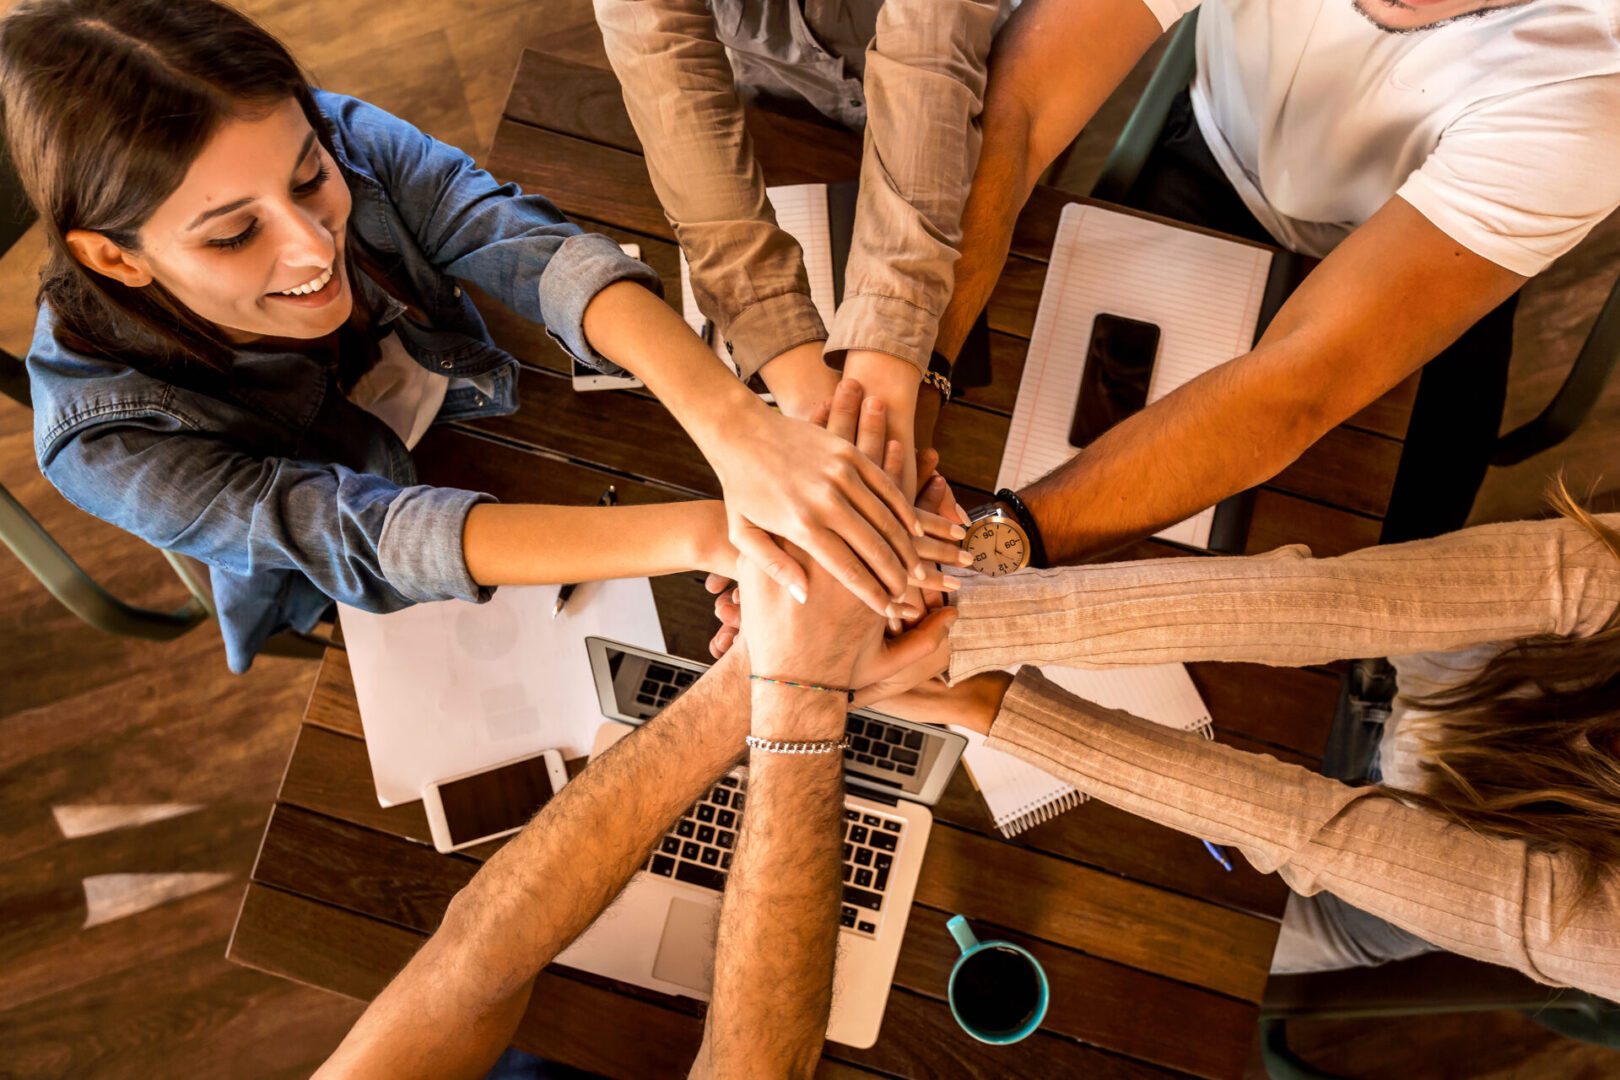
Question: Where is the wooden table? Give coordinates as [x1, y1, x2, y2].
[227, 50, 1420, 1079]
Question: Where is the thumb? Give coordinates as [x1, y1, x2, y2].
[731, 521, 810, 604]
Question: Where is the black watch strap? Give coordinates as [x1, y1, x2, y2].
[995, 488, 1048, 570]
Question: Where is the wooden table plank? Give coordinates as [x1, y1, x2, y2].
[503, 51, 864, 181]
[254, 801, 1250, 1079]
[228, 884, 717, 1080]
[915, 825, 1274, 1002]
[277, 720, 1272, 1004]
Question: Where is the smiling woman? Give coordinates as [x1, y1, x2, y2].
[64, 107, 357, 345]
[2, 0, 960, 671]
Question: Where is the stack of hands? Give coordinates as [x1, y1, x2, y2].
[709, 378, 1007, 736]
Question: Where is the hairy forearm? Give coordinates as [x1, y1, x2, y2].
[933, 118, 1030, 362]
[709, 690, 847, 1077]
[934, 0, 1162, 360]
[1022, 342, 1342, 562]
[463, 500, 730, 584]
[318, 649, 752, 1080]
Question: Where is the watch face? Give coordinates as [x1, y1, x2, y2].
[963, 516, 1027, 577]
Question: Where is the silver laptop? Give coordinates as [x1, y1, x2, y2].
[556, 637, 968, 1049]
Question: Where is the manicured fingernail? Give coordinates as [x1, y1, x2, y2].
[866, 398, 884, 412]
[941, 577, 961, 591]
[789, 584, 808, 604]
[911, 563, 929, 581]
[950, 524, 967, 540]
[838, 379, 859, 394]
[729, 589, 739, 604]
[911, 519, 925, 538]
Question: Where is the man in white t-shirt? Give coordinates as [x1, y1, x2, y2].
[934, 0, 1620, 552]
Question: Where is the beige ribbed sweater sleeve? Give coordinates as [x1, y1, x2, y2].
[985, 669, 1620, 998]
[949, 514, 1620, 679]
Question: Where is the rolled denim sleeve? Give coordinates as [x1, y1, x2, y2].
[595, 0, 826, 378]
[41, 420, 494, 611]
[824, 0, 999, 371]
[318, 90, 663, 372]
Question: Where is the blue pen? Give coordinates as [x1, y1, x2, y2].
[1201, 839, 1234, 871]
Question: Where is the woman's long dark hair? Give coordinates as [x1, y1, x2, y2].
[0, 0, 389, 382]
[1403, 479, 1620, 916]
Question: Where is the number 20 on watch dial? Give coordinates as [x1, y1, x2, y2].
[964, 517, 1027, 577]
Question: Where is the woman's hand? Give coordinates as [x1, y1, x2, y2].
[691, 500, 741, 580]
[706, 385, 968, 657]
[861, 671, 1014, 735]
[711, 379, 960, 617]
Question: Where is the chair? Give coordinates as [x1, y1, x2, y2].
[0, 152, 327, 660]
[1090, 10, 1620, 533]
[1260, 952, 1620, 1080]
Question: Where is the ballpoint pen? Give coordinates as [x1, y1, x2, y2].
[1201, 839, 1234, 871]
[552, 485, 617, 618]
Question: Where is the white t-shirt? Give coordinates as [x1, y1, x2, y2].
[1138, 0, 1620, 275]
[346, 333, 449, 451]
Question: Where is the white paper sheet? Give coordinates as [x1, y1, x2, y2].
[996, 203, 1273, 548]
[340, 579, 666, 806]
[678, 182, 836, 374]
[955, 662, 1212, 837]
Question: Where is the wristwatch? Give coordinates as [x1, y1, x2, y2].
[962, 488, 1048, 576]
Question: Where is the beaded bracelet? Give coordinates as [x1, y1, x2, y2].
[749, 674, 855, 704]
[745, 734, 851, 756]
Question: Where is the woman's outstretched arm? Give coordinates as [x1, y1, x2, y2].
[947, 514, 1620, 679]
[889, 667, 1620, 1001]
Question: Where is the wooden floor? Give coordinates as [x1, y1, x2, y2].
[0, 1, 1615, 1076]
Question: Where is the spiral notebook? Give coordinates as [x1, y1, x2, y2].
[957, 663, 1212, 837]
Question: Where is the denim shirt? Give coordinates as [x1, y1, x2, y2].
[27, 89, 661, 672]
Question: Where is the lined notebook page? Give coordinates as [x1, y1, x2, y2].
[996, 204, 1272, 548]
[679, 183, 836, 374]
[956, 662, 1213, 838]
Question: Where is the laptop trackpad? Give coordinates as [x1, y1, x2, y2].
[652, 896, 718, 992]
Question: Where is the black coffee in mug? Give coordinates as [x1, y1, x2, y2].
[951, 946, 1042, 1034]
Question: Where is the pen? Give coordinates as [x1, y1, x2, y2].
[552, 485, 617, 618]
[1201, 839, 1234, 872]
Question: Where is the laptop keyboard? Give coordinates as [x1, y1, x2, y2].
[644, 775, 906, 939]
[632, 663, 698, 710]
[843, 715, 924, 777]
[631, 663, 928, 782]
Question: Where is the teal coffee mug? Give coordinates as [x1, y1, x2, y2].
[945, 915, 1050, 1044]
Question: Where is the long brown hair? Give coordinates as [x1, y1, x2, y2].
[0, 0, 387, 383]
[1402, 479, 1620, 911]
